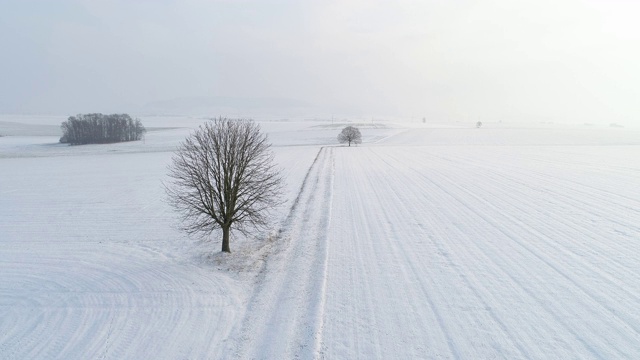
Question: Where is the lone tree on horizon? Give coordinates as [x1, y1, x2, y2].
[165, 118, 284, 253]
[338, 126, 362, 146]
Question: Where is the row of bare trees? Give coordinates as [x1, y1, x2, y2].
[60, 113, 146, 145]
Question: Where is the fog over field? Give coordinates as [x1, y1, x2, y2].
[2, 0, 640, 125]
[2, 1, 640, 359]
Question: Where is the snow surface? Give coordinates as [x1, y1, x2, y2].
[1, 116, 640, 359]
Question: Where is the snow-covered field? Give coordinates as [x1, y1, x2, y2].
[1, 116, 639, 359]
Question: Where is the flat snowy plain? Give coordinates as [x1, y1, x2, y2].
[1, 115, 639, 359]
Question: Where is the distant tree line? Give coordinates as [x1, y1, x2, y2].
[60, 113, 146, 145]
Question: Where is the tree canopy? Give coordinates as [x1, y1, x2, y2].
[165, 118, 284, 253]
[337, 126, 362, 146]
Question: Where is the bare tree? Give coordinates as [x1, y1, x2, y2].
[165, 118, 284, 253]
[337, 126, 362, 146]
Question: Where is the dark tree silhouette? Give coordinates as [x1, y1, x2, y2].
[60, 113, 146, 144]
[337, 126, 362, 146]
[165, 118, 284, 253]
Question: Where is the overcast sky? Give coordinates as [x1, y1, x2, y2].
[1, 0, 639, 123]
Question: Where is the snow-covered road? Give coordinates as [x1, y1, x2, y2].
[230, 147, 334, 359]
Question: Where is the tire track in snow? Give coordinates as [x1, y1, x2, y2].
[326, 146, 639, 359]
[430, 148, 640, 231]
[367, 147, 527, 358]
[378, 147, 639, 358]
[382, 147, 640, 287]
[230, 147, 334, 359]
[0, 247, 240, 359]
[1, 152, 246, 359]
[369, 150, 464, 359]
[418, 151, 640, 319]
[425, 151, 640, 299]
[324, 147, 485, 359]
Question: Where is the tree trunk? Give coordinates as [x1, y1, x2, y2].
[221, 225, 231, 253]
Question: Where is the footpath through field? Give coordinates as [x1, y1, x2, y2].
[229, 147, 335, 359]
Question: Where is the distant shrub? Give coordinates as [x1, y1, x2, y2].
[476, 121, 483, 128]
[60, 113, 146, 145]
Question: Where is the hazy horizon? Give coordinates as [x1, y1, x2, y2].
[2, 0, 639, 125]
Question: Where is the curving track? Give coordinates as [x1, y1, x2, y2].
[0, 152, 243, 359]
[0, 245, 240, 359]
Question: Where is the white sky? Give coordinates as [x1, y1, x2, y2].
[1, 0, 639, 123]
